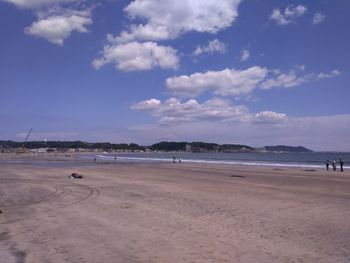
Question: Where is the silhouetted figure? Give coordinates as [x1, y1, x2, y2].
[179, 158, 182, 163]
[326, 160, 330, 171]
[172, 156, 176, 163]
[332, 160, 337, 171]
[339, 159, 344, 172]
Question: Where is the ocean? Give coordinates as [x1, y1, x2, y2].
[91, 152, 350, 169]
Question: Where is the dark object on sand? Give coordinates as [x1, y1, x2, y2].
[69, 172, 83, 179]
[0, 210, 4, 214]
[305, 169, 316, 172]
[230, 175, 245, 178]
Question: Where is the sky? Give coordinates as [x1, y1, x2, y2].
[0, 0, 349, 151]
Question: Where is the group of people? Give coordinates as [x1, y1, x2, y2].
[326, 159, 344, 172]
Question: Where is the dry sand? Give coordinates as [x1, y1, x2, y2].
[1, 153, 350, 263]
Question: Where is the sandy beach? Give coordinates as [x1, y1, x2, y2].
[1, 153, 350, 263]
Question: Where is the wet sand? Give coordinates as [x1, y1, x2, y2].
[1, 153, 350, 262]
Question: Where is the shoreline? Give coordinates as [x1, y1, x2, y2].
[94, 152, 349, 171]
[1, 151, 349, 171]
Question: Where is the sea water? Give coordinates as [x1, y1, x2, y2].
[90, 152, 350, 169]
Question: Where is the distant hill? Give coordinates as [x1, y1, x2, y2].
[0, 140, 311, 153]
[149, 142, 311, 153]
[150, 141, 254, 152]
[262, 145, 313, 153]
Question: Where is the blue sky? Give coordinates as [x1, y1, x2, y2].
[1, 0, 349, 151]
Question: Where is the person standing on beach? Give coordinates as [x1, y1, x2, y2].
[332, 160, 337, 171]
[339, 159, 344, 172]
[326, 160, 330, 171]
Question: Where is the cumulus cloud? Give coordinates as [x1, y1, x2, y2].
[270, 5, 307, 25]
[261, 69, 341, 90]
[260, 71, 310, 90]
[115, 0, 242, 42]
[240, 49, 250, 61]
[193, 39, 227, 56]
[131, 97, 252, 125]
[254, 111, 287, 123]
[166, 66, 268, 97]
[165, 67, 341, 97]
[131, 97, 290, 126]
[317, 70, 340, 79]
[312, 12, 326, 24]
[130, 98, 161, 110]
[3, 0, 95, 45]
[93, 40, 179, 71]
[25, 12, 92, 45]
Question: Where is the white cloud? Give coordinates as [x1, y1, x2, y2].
[193, 39, 227, 56]
[3, 0, 95, 45]
[130, 98, 161, 110]
[115, 0, 242, 42]
[131, 97, 251, 125]
[93, 41, 179, 72]
[317, 70, 340, 79]
[166, 67, 342, 97]
[270, 9, 289, 25]
[254, 111, 287, 123]
[260, 71, 310, 90]
[165, 67, 340, 97]
[166, 66, 268, 97]
[312, 12, 326, 24]
[131, 97, 290, 126]
[284, 5, 307, 17]
[260, 69, 340, 90]
[270, 5, 307, 25]
[25, 13, 92, 45]
[240, 49, 250, 61]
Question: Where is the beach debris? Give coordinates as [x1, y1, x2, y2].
[69, 172, 83, 179]
[0, 210, 3, 214]
[304, 169, 316, 172]
[230, 175, 245, 178]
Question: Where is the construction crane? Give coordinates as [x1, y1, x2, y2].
[17, 128, 32, 154]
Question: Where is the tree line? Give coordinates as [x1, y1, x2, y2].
[0, 140, 254, 152]
[0, 140, 312, 153]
